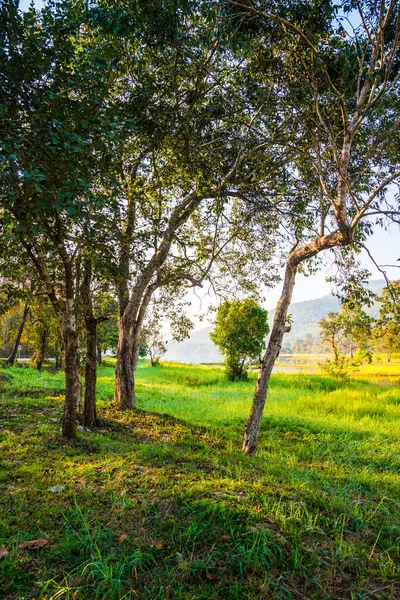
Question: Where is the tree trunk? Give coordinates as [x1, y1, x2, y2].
[242, 259, 297, 455]
[62, 320, 81, 439]
[34, 330, 48, 371]
[333, 344, 339, 362]
[84, 320, 97, 428]
[114, 317, 135, 409]
[242, 231, 346, 455]
[81, 259, 98, 428]
[7, 304, 29, 365]
[97, 342, 102, 365]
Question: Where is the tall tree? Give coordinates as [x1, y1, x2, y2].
[225, 0, 400, 453]
[90, 1, 283, 410]
[0, 1, 122, 438]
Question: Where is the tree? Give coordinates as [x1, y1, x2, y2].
[6, 302, 29, 365]
[372, 281, 400, 361]
[340, 305, 373, 359]
[228, 0, 400, 453]
[79, 258, 110, 428]
[1, 1, 123, 438]
[319, 311, 344, 362]
[27, 300, 60, 371]
[210, 299, 269, 381]
[92, 1, 283, 410]
[139, 321, 167, 367]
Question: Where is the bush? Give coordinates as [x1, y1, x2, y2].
[210, 299, 268, 383]
[353, 348, 373, 365]
[319, 356, 354, 380]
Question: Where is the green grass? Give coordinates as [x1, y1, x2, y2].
[0, 360, 399, 599]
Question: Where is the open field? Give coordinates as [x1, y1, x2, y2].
[0, 360, 400, 599]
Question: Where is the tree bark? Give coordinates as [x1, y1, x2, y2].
[242, 259, 297, 455]
[7, 303, 29, 365]
[97, 342, 102, 365]
[34, 329, 48, 371]
[62, 316, 81, 439]
[242, 231, 345, 455]
[114, 316, 135, 409]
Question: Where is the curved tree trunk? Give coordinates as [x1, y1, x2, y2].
[242, 231, 345, 455]
[242, 260, 297, 454]
[7, 303, 29, 365]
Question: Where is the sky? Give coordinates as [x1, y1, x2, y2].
[16, 0, 400, 324]
[185, 221, 400, 328]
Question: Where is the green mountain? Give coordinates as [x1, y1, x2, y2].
[165, 280, 385, 364]
[269, 279, 383, 345]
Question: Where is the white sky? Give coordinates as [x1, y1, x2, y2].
[186, 221, 400, 328]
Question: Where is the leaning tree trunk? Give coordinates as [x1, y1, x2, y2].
[242, 231, 345, 455]
[7, 303, 29, 365]
[62, 307, 81, 440]
[242, 259, 297, 455]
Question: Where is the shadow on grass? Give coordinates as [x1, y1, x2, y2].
[1, 368, 400, 599]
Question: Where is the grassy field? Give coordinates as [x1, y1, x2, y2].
[0, 360, 399, 599]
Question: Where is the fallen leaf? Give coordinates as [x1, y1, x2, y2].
[118, 533, 129, 544]
[219, 534, 230, 543]
[0, 549, 9, 558]
[18, 539, 48, 550]
[270, 568, 281, 577]
[48, 485, 65, 493]
[206, 572, 218, 581]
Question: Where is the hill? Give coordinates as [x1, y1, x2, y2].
[164, 280, 384, 363]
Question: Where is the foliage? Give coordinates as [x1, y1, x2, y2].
[353, 348, 373, 365]
[319, 303, 373, 360]
[372, 281, 400, 360]
[319, 355, 353, 380]
[140, 320, 167, 367]
[210, 299, 269, 380]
